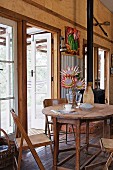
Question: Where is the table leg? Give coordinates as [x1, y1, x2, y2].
[75, 120, 81, 170]
[86, 120, 89, 153]
[103, 119, 107, 138]
[53, 117, 59, 170]
[110, 117, 113, 138]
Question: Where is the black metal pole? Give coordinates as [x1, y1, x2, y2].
[87, 0, 94, 84]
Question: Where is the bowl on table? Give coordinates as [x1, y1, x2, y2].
[80, 103, 94, 111]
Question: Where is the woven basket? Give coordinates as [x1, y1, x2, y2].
[0, 128, 15, 169]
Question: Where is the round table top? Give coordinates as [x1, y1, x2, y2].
[42, 103, 113, 120]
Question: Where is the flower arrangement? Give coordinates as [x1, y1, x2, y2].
[61, 66, 85, 93]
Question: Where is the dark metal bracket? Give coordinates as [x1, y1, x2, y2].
[93, 16, 109, 37]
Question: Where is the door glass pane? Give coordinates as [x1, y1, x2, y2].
[1, 99, 14, 133]
[36, 82, 47, 94]
[0, 18, 17, 134]
[27, 45, 31, 110]
[36, 66, 47, 81]
[36, 51, 47, 66]
[0, 62, 14, 98]
[0, 46, 6, 61]
[98, 49, 105, 90]
[0, 24, 13, 61]
[27, 31, 51, 129]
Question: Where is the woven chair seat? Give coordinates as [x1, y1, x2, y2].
[0, 129, 15, 169]
[16, 134, 51, 149]
[101, 138, 113, 152]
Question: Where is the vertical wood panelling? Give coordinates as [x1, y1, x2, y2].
[53, 33, 57, 98]
[0, 0, 113, 103]
[94, 48, 98, 88]
[22, 20, 27, 132]
[17, 21, 27, 133]
[53, 32, 61, 98]
[17, 21, 23, 125]
[105, 51, 110, 104]
[57, 32, 61, 98]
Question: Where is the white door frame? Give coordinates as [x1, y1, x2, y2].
[0, 16, 17, 134]
[30, 33, 51, 128]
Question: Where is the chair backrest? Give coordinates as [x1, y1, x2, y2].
[10, 109, 45, 170]
[43, 98, 67, 108]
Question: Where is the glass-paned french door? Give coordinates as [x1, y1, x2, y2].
[0, 16, 17, 134]
[27, 33, 51, 129]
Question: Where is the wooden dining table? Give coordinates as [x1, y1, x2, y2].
[42, 103, 113, 170]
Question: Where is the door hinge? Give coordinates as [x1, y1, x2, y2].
[51, 38, 54, 44]
[51, 77, 54, 82]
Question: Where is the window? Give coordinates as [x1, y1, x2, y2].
[0, 17, 17, 134]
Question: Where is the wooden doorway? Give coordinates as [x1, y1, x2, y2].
[83, 40, 110, 104]
[26, 23, 61, 130]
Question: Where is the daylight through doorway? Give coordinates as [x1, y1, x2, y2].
[27, 25, 51, 130]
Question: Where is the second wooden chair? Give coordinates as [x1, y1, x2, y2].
[100, 138, 113, 170]
[43, 98, 75, 143]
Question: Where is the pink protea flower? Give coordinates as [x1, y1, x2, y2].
[61, 76, 75, 88]
[61, 66, 80, 77]
[61, 66, 85, 90]
[75, 79, 85, 89]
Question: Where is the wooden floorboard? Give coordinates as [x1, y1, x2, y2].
[3, 128, 113, 170]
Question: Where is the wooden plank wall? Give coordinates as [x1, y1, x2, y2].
[17, 21, 27, 133]
[0, 0, 113, 104]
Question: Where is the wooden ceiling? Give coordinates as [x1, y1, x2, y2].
[100, 0, 113, 13]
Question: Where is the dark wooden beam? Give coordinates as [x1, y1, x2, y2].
[0, 27, 6, 35]
[17, 20, 27, 134]
[87, 0, 94, 84]
[0, 30, 6, 34]
[0, 37, 6, 40]
[27, 39, 47, 46]
[0, 42, 6, 46]
[0, 5, 112, 43]
[31, 31, 49, 35]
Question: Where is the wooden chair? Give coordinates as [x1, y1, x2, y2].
[10, 109, 52, 170]
[43, 98, 75, 143]
[85, 138, 113, 170]
[100, 138, 113, 170]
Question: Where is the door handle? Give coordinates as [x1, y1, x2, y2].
[31, 70, 33, 77]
